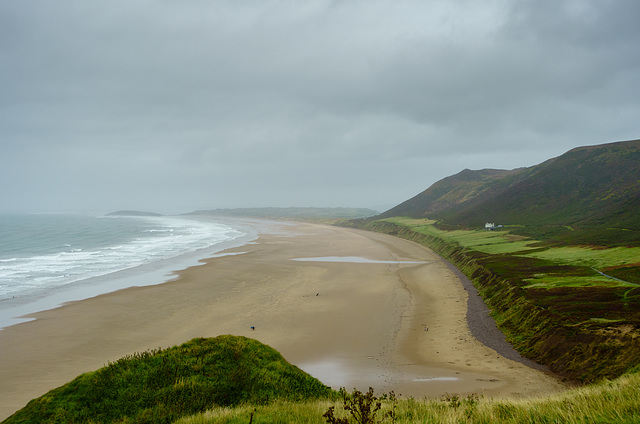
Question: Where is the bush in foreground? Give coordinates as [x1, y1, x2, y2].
[3, 335, 334, 424]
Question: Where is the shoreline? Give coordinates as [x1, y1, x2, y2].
[0, 216, 278, 330]
[444, 259, 550, 373]
[0, 222, 565, 420]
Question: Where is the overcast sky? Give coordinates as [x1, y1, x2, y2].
[1, 0, 639, 214]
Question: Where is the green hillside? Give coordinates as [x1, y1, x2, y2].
[382, 139, 640, 246]
[346, 139, 640, 383]
[3, 336, 334, 424]
[380, 168, 522, 219]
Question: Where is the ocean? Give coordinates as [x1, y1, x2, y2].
[0, 213, 254, 329]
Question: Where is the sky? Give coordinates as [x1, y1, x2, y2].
[1, 0, 639, 214]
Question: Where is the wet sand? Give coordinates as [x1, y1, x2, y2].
[0, 222, 566, 419]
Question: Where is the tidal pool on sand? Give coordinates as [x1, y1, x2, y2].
[292, 256, 429, 264]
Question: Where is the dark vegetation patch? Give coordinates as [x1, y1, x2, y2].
[3, 336, 335, 424]
[475, 254, 589, 285]
[625, 287, 640, 302]
[602, 264, 640, 284]
[527, 287, 636, 321]
[512, 226, 640, 248]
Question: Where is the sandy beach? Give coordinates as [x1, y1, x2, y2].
[0, 222, 566, 420]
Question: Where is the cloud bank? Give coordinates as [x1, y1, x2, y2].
[1, 0, 638, 213]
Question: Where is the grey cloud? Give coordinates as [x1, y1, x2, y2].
[1, 0, 638, 213]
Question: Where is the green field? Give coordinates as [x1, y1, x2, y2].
[383, 218, 542, 255]
[382, 217, 640, 288]
[520, 246, 640, 270]
[523, 275, 637, 289]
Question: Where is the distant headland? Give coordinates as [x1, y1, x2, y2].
[105, 210, 164, 217]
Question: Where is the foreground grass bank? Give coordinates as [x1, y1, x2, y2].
[179, 372, 640, 424]
[2, 336, 334, 424]
[340, 218, 640, 383]
[6, 335, 639, 423]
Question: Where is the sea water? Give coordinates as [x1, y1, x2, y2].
[0, 213, 252, 329]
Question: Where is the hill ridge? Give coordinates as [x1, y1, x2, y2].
[380, 138, 640, 245]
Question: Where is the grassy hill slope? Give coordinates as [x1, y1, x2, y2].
[379, 168, 521, 219]
[381, 139, 640, 246]
[3, 336, 334, 424]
